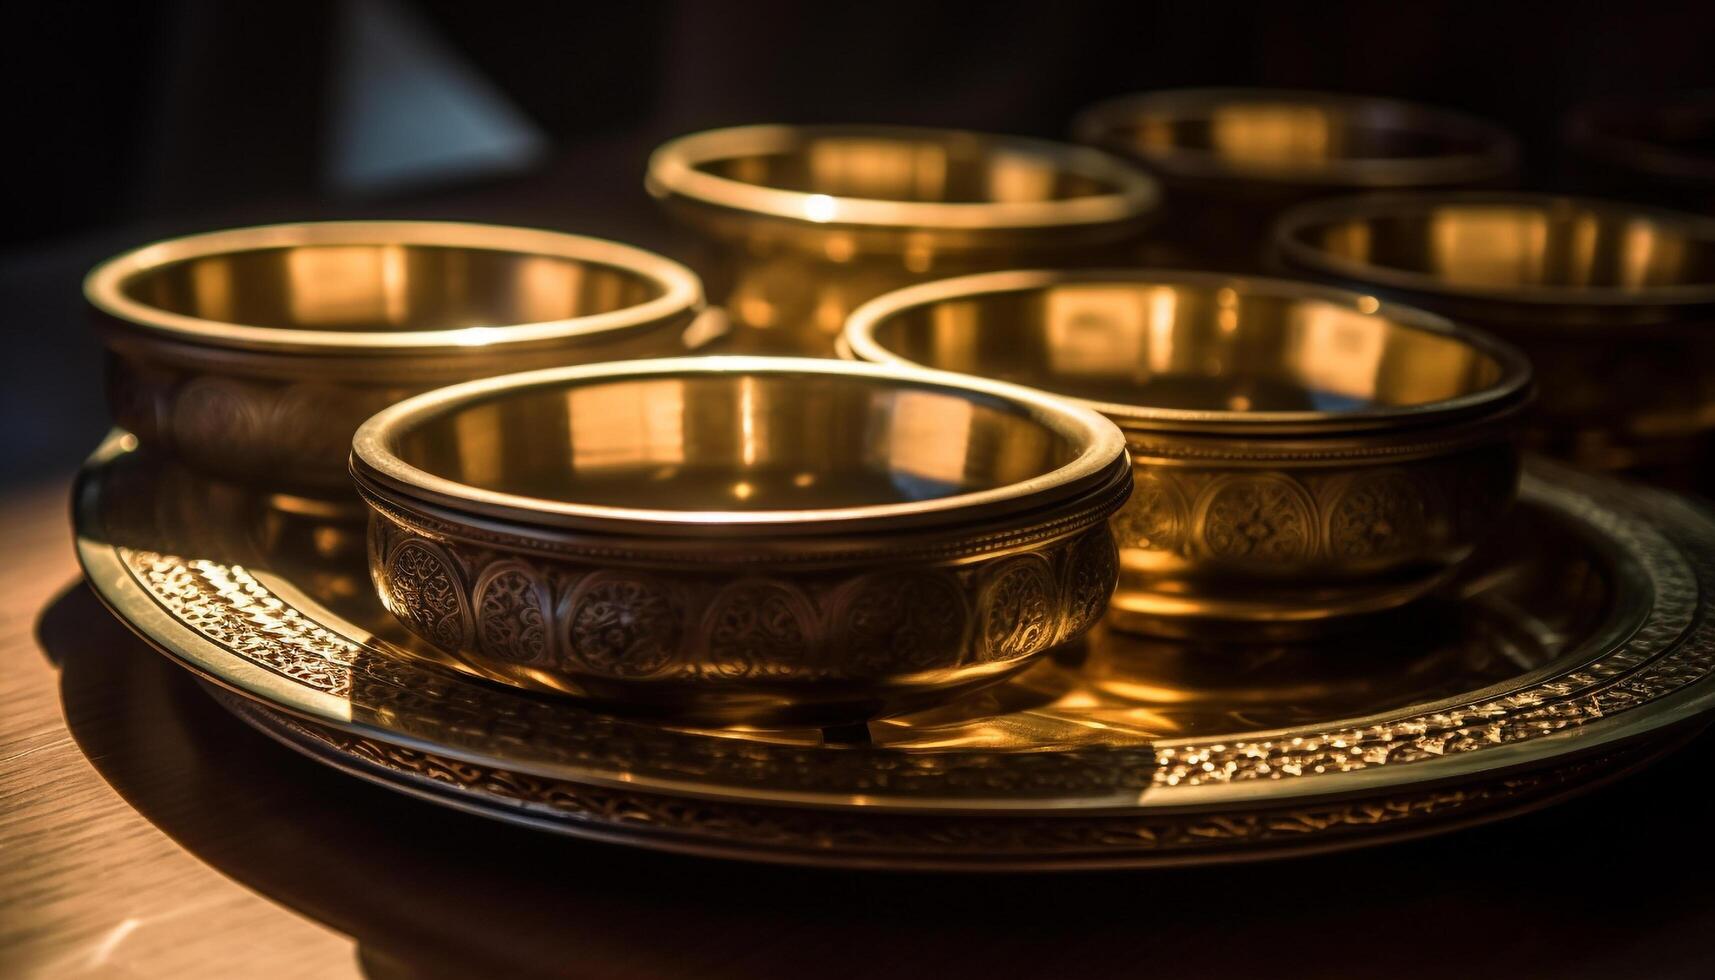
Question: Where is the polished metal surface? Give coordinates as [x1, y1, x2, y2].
[86, 221, 707, 489]
[349, 358, 1132, 724]
[1272, 193, 1715, 476]
[647, 124, 1159, 354]
[1072, 88, 1517, 270]
[74, 431, 1715, 868]
[844, 270, 1529, 634]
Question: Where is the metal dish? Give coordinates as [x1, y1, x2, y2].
[1272, 192, 1715, 477]
[1072, 88, 1517, 269]
[86, 221, 707, 490]
[75, 432, 1715, 869]
[844, 269, 1531, 636]
[646, 124, 1158, 354]
[349, 357, 1132, 725]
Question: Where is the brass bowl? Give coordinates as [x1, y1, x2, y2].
[844, 270, 1531, 637]
[350, 356, 1133, 726]
[646, 124, 1158, 355]
[1072, 88, 1517, 270]
[1566, 93, 1715, 210]
[1271, 192, 1715, 476]
[87, 221, 707, 490]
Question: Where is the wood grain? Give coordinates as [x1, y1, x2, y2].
[0, 478, 354, 979]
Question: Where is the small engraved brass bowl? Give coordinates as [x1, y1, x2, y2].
[87, 221, 706, 490]
[844, 270, 1531, 637]
[1272, 193, 1715, 476]
[1072, 88, 1517, 271]
[646, 124, 1159, 355]
[350, 356, 1132, 725]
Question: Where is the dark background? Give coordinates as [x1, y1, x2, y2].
[4, 0, 1714, 484]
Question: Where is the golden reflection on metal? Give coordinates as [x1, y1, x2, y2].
[647, 124, 1159, 355]
[1273, 193, 1715, 476]
[1072, 88, 1517, 270]
[85, 222, 706, 490]
[845, 270, 1530, 635]
[76, 431, 1715, 867]
[350, 357, 1131, 725]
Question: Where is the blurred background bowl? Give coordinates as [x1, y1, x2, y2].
[845, 269, 1530, 637]
[1272, 192, 1715, 482]
[647, 124, 1158, 355]
[1073, 88, 1517, 272]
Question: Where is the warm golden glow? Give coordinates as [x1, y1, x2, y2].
[287, 246, 399, 325]
[883, 390, 975, 488]
[1209, 104, 1333, 167]
[1284, 304, 1387, 403]
[513, 255, 584, 325]
[189, 256, 233, 323]
[1430, 208, 1547, 287]
[567, 379, 688, 474]
[1044, 285, 1149, 379]
[803, 193, 838, 223]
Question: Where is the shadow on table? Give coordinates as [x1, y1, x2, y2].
[37, 580, 1715, 980]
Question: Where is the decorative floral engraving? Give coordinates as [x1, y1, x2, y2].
[1060, 530, 1119, 642]
[384, 538, 472, 651]
[473, 561, 554, 665]
[1326, 470, 1431, 559]
[978, 555, 1057, 662]
[1195, 474, 1315, 562]
[701, 580, 817, 679]
[563, 572, 680, 677]
[835, 571, 968, 675]
[1111, 471, 1186, 554]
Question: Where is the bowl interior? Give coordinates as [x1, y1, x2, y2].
[390, 371, 1080, 511]
[1290, 202, 1715, 291]
[699, 134, 1118, 205]
[862, 281, 1507, 415]
[121, 244, 665, 332]
[1101, 99, 1492, 174]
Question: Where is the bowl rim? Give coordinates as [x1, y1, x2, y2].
[842, 267, 1533, 434]
[1565, 92, 1715, 186]
[84, 220, 705, 354]
[350, 355, 1130, 537]
[1070, 87, 1519, 188]
[644, 123, 1160, 231]
[1272, 191, 1715, 307]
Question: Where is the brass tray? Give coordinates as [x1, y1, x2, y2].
[74, 431, 1715, 869]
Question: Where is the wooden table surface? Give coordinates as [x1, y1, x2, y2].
[5, 467, 1715, 980]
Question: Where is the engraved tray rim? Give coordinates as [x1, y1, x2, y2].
[74, 431, 1715, 820]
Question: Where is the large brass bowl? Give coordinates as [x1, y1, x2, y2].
[844, 270, 1530, 637]
[350, 356, 1133, 725]
[86, 221, 707, 490]
[646, 124, 1158, 355]
[1272, 193, 1715, 477]
[1072, 88, 1517, 271]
